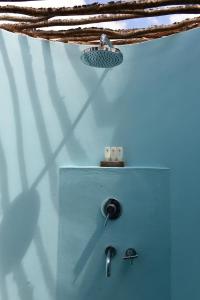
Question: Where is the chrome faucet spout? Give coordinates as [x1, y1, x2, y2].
[106, 250, 111, 277]
[105, 246, 116, 278]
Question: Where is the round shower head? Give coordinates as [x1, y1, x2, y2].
[81, 45, 123, 68]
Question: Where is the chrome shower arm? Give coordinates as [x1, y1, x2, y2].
[100, 34, 113, 48]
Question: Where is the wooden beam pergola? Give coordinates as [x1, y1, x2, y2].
[0, 0, 200, 45]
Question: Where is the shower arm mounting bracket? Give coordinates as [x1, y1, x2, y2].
[100, 34, 113, 48]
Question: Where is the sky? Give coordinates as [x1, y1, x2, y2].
[1, 0, 198, 30]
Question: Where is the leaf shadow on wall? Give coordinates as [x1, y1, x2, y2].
[64, 45, 122, 128]
[17, 36, 109, 300]
[29, 61, 110, 192]
[0, 190, 40, 275]
[0, 137, 39, 300]
[0, 139, 10, 300]
[0, 32, 55, 300]
[72, 211, 104, 283]
[18, 36, 58, 211]
[41, 41, 88, 163]
[0, 32, 41, 300]
[18, 35, 60, 299]
[0, 32, 111, 300]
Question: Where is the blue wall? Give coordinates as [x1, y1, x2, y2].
[0, 27, 199, 300]
[58, 167, 170, 300]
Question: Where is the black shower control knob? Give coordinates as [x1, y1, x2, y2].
[106, 203, 117, 216]
[103, 198, 121, 220]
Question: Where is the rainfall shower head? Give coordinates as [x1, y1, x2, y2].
[81, 34, 123, 68]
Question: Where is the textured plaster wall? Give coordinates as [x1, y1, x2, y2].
[0, 27, 199, 300]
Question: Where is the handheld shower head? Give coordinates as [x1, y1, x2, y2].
[81, 34, 123, 68]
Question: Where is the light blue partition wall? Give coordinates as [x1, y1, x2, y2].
[0, 26, 199, 300]
[57, 167, 170, 300]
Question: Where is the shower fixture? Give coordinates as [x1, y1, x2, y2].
[123, 248, 138, 264]
[102, 198, 122, 227]
[105, 246, 116, 277]
[81, 34, 123, 68]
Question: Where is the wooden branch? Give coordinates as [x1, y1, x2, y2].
[1, 1, 200, 17]
[0, 1, 200, 45]
[0, 15, 49, 22]
[4, 16, 198, 47]
[64, 38, 151, 45]
[1, 5, 200, 31]
[16, 17, 200, 39]
[0, 14, 138, 30]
